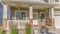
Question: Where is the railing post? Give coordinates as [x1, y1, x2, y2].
[7, 20, 10, 30]
[17, 20, 20, 29]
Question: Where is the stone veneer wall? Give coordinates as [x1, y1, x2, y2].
[0, 2, 3, 26]
[3, 19, 7, 30]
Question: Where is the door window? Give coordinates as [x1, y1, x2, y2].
[39, 12, 45, 19]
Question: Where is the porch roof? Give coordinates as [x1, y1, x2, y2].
[2, 1, 56, 9]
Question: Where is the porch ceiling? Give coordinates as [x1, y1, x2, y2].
[2, 1, 56, 9]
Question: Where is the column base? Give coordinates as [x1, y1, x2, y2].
[46, 18, 55, 27]
[3, 18, 7, 30]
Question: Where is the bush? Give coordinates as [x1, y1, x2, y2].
[11, 27, 18, 34]
[0, 28, 3, 34]
[26, 24, 31, 34]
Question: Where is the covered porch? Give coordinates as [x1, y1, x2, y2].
[6, 5, 55, 29]
[2, 2, 55, 34]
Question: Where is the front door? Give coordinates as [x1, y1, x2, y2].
[39, 12, 46, 26]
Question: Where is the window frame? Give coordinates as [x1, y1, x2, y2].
[15, 10, 27, 20]
[54, 0, 60, 3]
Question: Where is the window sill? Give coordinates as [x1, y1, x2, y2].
[54, 2, 60, 4]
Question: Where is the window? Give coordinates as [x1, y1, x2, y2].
[33, 12, 38, 19]
[39, 12, 45, 19]
[55, 0, 59, 2]
[15, 11, 27, 20]
[40, 13, 45, 19]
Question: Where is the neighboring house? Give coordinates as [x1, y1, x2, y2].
[0, 0, 60, 34]
[0, 2, 3, 26]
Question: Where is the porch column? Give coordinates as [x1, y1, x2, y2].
[49, 7, 54, 26]
[29, 6, 33, 19]
[29, 6, 33, 26]
[49, 8, 54, 19]
[3, 4, 10, 34]
[51, 8, 54, 18]
[3, 4, 8, 30]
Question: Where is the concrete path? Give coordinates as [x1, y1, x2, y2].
[55, 28, 60, 34]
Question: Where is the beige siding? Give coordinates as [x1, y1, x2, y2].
[54, 4, 60, 9]
[54, 9, 60, 15]
[50, 0, 54, 3]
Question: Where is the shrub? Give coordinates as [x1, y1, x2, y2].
[11, 27, 18, 34]
[0, 28, 3, 34]
[26, 24, 31, 34]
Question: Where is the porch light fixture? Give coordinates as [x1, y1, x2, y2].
[44, 9, 48, 13]
[17, 7, 20, 11]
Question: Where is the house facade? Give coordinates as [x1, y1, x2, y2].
[0, 0, 60, 34]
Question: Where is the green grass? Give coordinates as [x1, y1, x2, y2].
[0, 29, 3, 34]
[11, 27, 18, 34]
[26, 24, 31, 34]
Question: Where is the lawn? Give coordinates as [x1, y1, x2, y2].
[0, 28, 3, 34]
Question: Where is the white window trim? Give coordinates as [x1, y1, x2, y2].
[15, 10, 27, 20]
[54, 0, 60, 3]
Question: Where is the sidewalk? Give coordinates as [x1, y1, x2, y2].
[56, 28, 60, 34]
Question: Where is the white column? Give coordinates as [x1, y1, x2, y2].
[51, 8, 54, 18]
[29, 6, 33, 19]
[3, 4, 9, 29]
[3, 5, 10, 34]
[3, 5, 8, 19]
[49, 8, 54, 18]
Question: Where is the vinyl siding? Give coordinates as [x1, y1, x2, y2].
[0, 2, 3, 26]
[54, 9, 60, 16]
